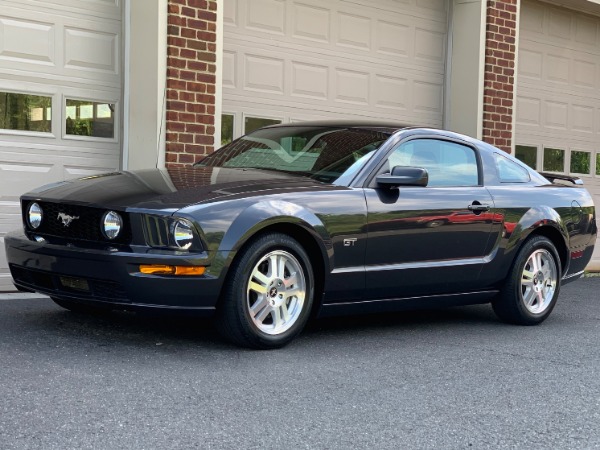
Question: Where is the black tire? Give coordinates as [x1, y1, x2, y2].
[51, 297, 111, 315]
[216, 233, 314, 349]
[492, 235, 561, 325]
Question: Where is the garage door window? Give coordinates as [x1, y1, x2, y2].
[221, 114, 234, 146]
[543, 148, 565, 172]
[65, 99, 115, 138]
[244, 117, 281, 135]
[515, 145, 537, 169]
[0, 92, 51, 133]
[570, 151, 590, 175]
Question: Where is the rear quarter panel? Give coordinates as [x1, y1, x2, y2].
[481, 184, 596, 287]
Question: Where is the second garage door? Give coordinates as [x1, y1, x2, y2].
[221, 0, 448, 143]
[515, 0, 600, 268]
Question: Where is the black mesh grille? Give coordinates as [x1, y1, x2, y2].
[10, 265, 130, 303]
[24, 201, 131, 244]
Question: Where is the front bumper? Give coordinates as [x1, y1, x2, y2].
[4, 230, 222, 315]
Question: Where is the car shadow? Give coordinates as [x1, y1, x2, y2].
[28, 301, 502, 352]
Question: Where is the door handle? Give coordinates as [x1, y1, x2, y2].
[468, 203, 490, 212]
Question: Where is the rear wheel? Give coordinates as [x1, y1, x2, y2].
[216, 233, 314, 349]
[51, 297, 111, 315]
[492, 235, 561, 325]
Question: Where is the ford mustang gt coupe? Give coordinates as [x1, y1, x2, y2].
[4, 122, 597, 348]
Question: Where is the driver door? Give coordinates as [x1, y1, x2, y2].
[364, 138, 496, 300]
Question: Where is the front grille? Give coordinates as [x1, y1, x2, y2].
[23, 201, 131, 244]
[10, 265, 130, 303]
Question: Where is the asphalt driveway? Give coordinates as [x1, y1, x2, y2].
[1, 278, 599, 449]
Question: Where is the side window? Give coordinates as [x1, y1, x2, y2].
[494, 153, 530, 183]
[387, 139, 479, 187]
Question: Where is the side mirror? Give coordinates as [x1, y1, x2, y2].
[376, 166, 428, 187]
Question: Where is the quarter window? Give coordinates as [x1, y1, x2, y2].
[494, 153, 530, 183]
[388, 139, 479, 187]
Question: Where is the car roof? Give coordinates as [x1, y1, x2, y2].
[262, 120, 416, 134]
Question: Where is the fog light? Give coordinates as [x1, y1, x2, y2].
[28, 202, 43, 229]
[139, 265, 205, 276]
[102, 211, 122, 240]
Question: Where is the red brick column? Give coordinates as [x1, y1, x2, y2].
[166, 0, 218, 167]
[482, 0, 518, 153]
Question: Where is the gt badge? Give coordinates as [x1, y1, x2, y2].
[343, 238, 357, 247]
[57, 212, 79, 227]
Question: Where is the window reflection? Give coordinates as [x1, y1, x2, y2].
[570, 151, 590, 174]
[0, 92, 52, 133]
[65, 99, 115, 138]
[221, 114, 234, 146]
[543, 148, 565, 172]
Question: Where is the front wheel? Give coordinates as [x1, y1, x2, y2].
[216, 233, 314, 349]
[492, 235, 561, 325]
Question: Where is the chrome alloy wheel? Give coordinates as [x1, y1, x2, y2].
[246, 250, 306, 335]
[520, 248, 558, 314]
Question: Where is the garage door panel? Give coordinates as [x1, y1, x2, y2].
[17, 0, 121, 21]
[0, 3, 121, 88]
[225, 31, 445, 126]
[0, 15, 55, 66]
[226, 0, 447, 72]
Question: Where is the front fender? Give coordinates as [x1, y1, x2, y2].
[203, 199, 332, 281]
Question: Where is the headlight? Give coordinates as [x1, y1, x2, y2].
[27, 202, 43, 229]
[102, 211, 122, 240]
[173, 219, 194, 250]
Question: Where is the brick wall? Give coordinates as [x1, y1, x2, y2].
[482, 0, 518, 153]
[166, 0, 218, 167]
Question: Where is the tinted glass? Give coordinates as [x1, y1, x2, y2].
[543, 148, 564, 172]
[494, 153, 530, 182]
[515, 145, 537, 169]
[570, 151, 590, 174]
[197, 126, 389, 184]
[0, 92, 51, 133]
[65, 99, 115, 138]
[388, 139, 479, 187]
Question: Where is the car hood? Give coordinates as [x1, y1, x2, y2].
[23, 166, 341, 211]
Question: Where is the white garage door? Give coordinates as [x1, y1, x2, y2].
[0, 0, 123, 291]
[515, 0, 600, 269]
[221, 0, 448, 143]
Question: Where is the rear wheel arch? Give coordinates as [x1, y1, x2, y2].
[523, 225, 569, 277]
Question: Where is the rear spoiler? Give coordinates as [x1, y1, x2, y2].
[538, 172, 584, 185]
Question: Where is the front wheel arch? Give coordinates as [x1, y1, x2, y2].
[216, 222, 327, 317]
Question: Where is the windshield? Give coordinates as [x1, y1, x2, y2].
[195, 126, 389, 184]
